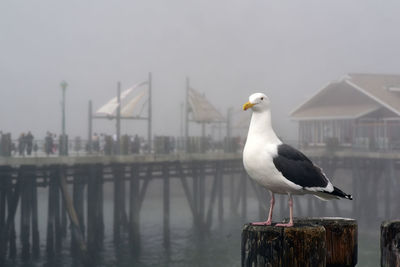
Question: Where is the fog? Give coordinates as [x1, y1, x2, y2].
[1, 0, 400, 140]
[3, 2, 400, 266]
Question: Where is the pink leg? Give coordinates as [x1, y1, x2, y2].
[276, 195, 294, 227]
[251, 193, 275, 226]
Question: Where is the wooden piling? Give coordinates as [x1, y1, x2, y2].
[54, 168, 62, 252]
[60, 167, 68, 238]
[381, 220, 400, 267]
[96, 164, 104, 246]
[192, 163, 201, 228]
[59, 167, 87, 259]
[0, 174, 6, 233]
[242, 223, 326, 267]
[177, 162, 199, 227]
[0, 173, 6, 262]
[31, 169, 40, 259]
[217, 162, 224, 223]
[113, 164, 122, 244]
[46, 170, 56, 256]
[20, 170, 32, 260]
[205, 169, 219, 230]
[119, 165, 128, 231]
[162, 163, 170, 250]
[87, 164, 99, 251]
[72, 172, 85, 254]
[199, 162, 205, 227]
[293, 218, 357, 267]
[1, 171, 22, 261]
[129, 164, 140, 254]
[7, 183, 18, 261]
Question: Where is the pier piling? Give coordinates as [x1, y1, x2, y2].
[242, 218, 357, 267]
[59, 168, 87, 258]
[129, 163, 140, 254]
[242, 223, 326, 267]
[381, 220, 400, 267]
[31, 169, 40, 259]
[162, 163, 170, 250]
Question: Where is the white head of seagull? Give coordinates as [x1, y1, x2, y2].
[243, 93, 270, 112]
[243, 92, 281, 145]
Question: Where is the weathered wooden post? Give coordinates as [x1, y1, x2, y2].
[381, 220, 400, 267]
[242, 223, 326, 267]
[242, 218, 356, 267]
[293, 218, 357, 267]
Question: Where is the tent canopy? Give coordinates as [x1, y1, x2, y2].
[188, 88, 225, 123]
[96, 81, 148, 117]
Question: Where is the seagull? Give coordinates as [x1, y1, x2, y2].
[242, 93, 352, 227]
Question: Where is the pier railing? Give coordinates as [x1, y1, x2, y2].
[0, 135, 243, 157]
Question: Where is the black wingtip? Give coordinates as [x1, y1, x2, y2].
[331, 186, 353, 200]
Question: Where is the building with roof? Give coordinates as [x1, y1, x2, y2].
[290, 73, 400, 150]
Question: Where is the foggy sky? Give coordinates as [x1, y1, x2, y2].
[1, 0, 400, 141]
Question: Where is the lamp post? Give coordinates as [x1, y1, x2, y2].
[60, 80, 68, 155]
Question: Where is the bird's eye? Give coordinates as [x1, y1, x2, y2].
[261, 97, 264, 100]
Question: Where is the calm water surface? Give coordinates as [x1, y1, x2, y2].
[4, 184, 379, 267]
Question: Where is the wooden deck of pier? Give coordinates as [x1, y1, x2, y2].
[0, 152, 242, 167]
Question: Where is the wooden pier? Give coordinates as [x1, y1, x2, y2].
[0, 149, 400, 264]
[0, 153, 246, 263]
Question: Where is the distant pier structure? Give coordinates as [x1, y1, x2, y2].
[1, 148, 400, 263]
[0, 153, 247, 263]
[291, 73, 400, 151]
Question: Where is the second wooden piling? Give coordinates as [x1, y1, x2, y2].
[381, 220, 400, 267]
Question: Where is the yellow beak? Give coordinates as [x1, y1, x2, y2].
[243, 101, 255, 111]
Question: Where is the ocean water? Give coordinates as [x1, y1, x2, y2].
[4, 179, 380, 267]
